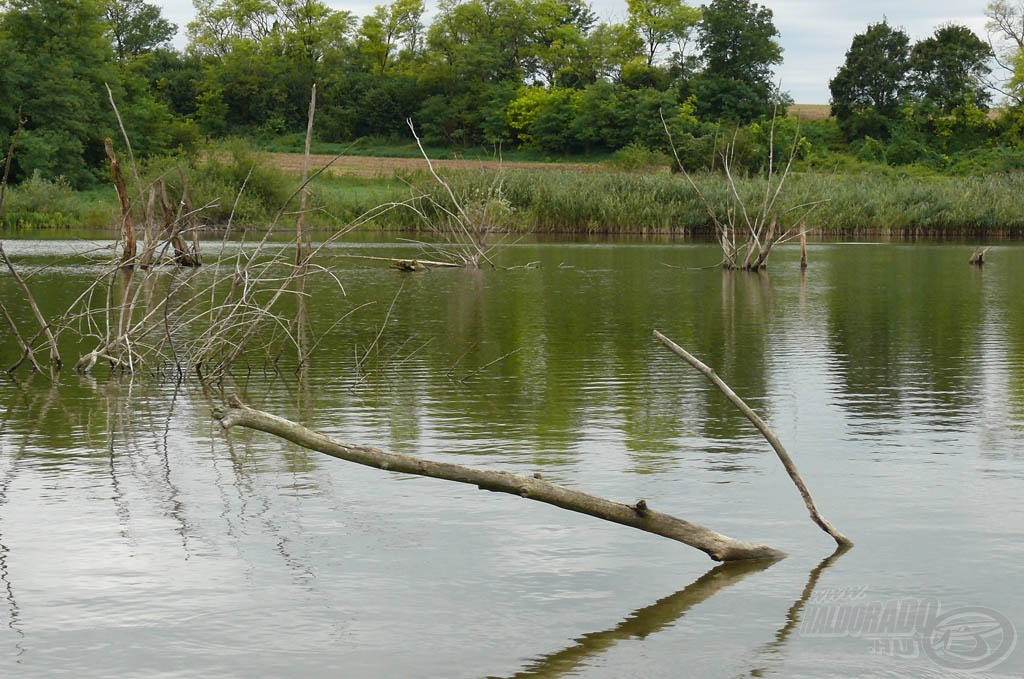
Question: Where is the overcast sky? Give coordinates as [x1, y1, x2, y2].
[157, 0, 994, 104]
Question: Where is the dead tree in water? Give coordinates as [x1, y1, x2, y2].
[215, 396, 786, 562]
[662, 112, 823, 270]
[105, 138, 136, 269]
[156, 179, 200, 267]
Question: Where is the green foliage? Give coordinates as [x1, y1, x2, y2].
[946, 146, 1024, 175]
[0, 0, 185, 187]
[909, 24, 993, 112]
[829, 20, 995, 158]
[163, 141, 301, 225]
[829, 21, 911, 140]
[0, 171, 113, 228]
[105, 0, 177, 60]
[507, 86, 581, 151]
[626, 0, 700, 67]
[693, 0, 783, 122]
[606, 143, 671, 171]
[2, 0, 1023, 193]
[854, 137, 888, 164]
[0, 0, 120, 186]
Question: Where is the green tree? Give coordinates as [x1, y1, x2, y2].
[419, 0, 539, 144]
[829, 20, 911, 140]
[187, 0, 277, 56]
[986, 1, 1024, 104]
[356, 0, 425, 74]
[0, 0, 124, 185]
[529, 0, 597, 87]
[910, 24, 993, 112]
[626, 0, 700, 68]
[582, 21, 643, 82]
[692, 0, 784, 122]
[105, 0, 177, 60]
[187, 0, 352, 135]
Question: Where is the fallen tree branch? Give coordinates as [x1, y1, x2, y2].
[339, 254, 463, 270]
[0, 242, 61, 367]
[0, 298, 43, 373]
[214, 396, 785, 562]
[654, 329, 852, 548]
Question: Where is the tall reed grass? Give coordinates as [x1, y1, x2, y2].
[7, 153, 1024, 237]
[406, 168, 1024, 237]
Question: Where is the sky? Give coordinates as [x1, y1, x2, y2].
[156, 0, 995, 104]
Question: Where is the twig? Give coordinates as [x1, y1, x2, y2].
[460, 347, 521, 383]
[653, 329, 852, 548]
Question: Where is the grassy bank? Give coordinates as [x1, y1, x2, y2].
[4, 148, 1024, 237]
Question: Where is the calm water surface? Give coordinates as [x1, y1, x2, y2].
[0, 238, 1022, 677]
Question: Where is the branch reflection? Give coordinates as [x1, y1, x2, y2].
[746, 545, 851, 677]
[505, 558, 778, 679]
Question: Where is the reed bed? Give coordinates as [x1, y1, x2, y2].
[6, 159, 1024, 237]
[397, 168, 1024, 237]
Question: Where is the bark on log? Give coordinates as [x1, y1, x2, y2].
[214, 396, 785, 562]
[654, 330, 852, 549]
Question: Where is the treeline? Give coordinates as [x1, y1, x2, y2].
[2, 0, 1024, 191]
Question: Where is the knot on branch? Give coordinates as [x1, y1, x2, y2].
[633, 499, 649, 516]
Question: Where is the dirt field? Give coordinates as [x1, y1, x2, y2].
[788, 104, 832, 120]
[264, 152, 599, 178]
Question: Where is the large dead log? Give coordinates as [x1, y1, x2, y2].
[214, 396, 785, 562]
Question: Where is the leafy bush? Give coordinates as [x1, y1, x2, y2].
[605, 144, 671, 172]
[0, 171, 113, 228]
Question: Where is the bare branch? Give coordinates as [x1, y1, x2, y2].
[654, 330, 852, 549]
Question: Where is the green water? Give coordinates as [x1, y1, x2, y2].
[0, 238, 1021, 677]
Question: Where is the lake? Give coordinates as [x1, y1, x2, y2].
[1, 237, 1022, 677]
